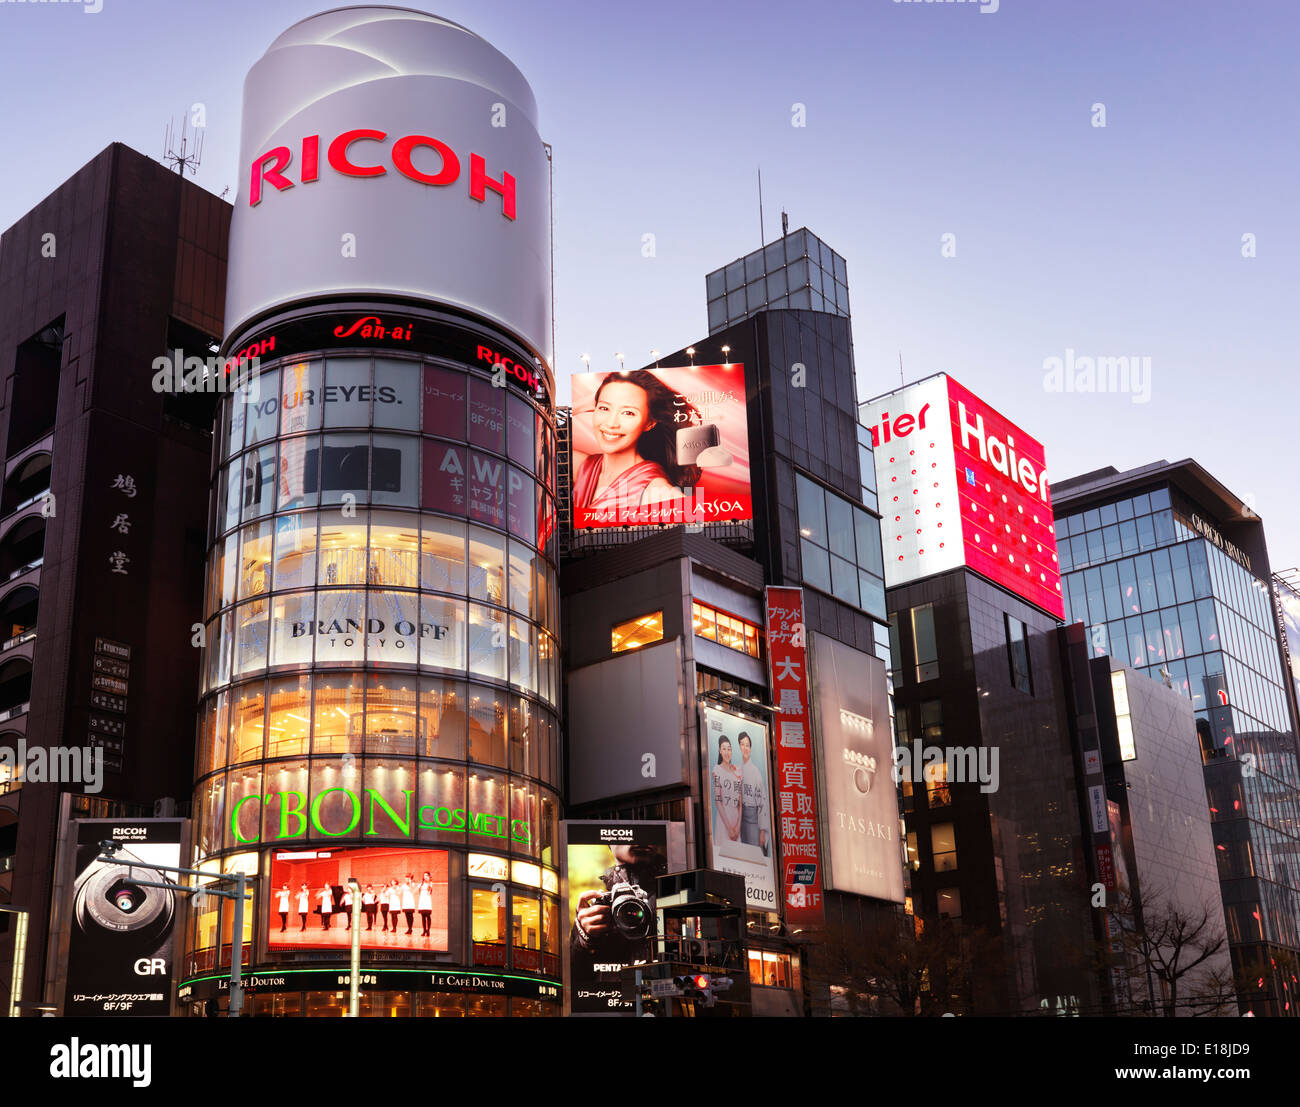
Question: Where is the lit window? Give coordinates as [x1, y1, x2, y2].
[689, 600, 762, 658]
[1005, 614, 1032, 694]
[472, 887, 504, 945]
[611, 612, 664, 653]
[911, 605, 939, 682]
[926, 759, 952, 808]
[931, 823, 957, 873]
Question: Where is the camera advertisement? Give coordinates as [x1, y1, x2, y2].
[564, 821, 668, 1015]
[703, 707, 779, 911]
[64, 819, 183, 1017]
[808, 634, 905, 904]
[269, 847, 449, 952]
[570, 364, 752, 528]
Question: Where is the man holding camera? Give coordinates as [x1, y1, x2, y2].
[571, 842, 667, 974]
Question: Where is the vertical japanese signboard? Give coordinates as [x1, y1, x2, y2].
[764, 587, 824, 927]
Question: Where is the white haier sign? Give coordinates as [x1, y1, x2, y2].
[860, 376, 965, 588]
[226, 8, 552, 366]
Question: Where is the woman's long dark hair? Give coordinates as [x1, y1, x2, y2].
[716, 736, 732, 765]
[593, 369, 702, 488]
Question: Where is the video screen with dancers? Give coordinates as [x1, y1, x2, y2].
[269, 847, 449, 952]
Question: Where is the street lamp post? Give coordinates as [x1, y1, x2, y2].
[0, 904, 29, 1018]
[93, 841, 253, 1017]
[348, 877, 362, 1017]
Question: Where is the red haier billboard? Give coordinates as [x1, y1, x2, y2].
[861, 373, 1064, 619]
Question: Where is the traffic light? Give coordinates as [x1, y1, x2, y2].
[673, 974, 716, 1007]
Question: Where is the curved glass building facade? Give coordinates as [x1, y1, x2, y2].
[184, 306, 560, 1015]
[182, 7, 559, 1015]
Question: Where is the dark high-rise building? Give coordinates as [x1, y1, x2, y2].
[860, 375, 1102, 1015]
[1054, 460, 1300, 1016]
[0, 143, 230, 1014]
[561, 228, 904, 1017]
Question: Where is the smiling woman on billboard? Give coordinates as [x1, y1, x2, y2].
[571, 371, 701, 517]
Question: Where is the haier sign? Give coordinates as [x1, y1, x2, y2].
[860, 373, 1064, 619]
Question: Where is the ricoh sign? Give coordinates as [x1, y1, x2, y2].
[225, 8, 552, 368]
[861, 373, 1064, 619]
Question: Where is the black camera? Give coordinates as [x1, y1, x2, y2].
[597, 881, 653, 941]
[72, 846, 175, 948]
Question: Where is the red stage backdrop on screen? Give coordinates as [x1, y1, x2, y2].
[269, 847, 449, 953]
[570, 364, 752, 528]
[861, 373, 1064, 619]
[765, 587, 824, 928]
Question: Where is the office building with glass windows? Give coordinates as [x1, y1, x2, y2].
[1053, 460, 1300, 1016]
[705, 228, 850, 336]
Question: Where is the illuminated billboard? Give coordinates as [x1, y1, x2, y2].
[64, 820, 183, 1017]
[702, 707, 778, 911]
[861, 373, 1064, 618]
[269, 846, 449, 951]
[563, 821, 668, 1015]
[570, 365, 752, 528]
[764, 587, 825, 927]
[808, 635, 904, 903]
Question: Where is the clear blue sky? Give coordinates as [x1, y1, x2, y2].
[2, 0, 1297, 568]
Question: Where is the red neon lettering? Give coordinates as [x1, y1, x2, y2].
[328, 129, 387, 177]
[476, 345, 496, 364]
[334, 316, 384, 339]
[392, 134, 460, 186]
[250, 147, 293, 207]
[301, 135, 320, 183]
[470, 154, 516, 220]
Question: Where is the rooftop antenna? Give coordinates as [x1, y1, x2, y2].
[163, 116, 204, 178]
[899, 352, 905, 389]
[781, 210, 789, 238]
[758, 167, 765, 246]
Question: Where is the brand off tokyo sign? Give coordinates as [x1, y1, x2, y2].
[861, 374, 1064, 618]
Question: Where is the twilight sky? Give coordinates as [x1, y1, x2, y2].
[2, 0, 1296, 567]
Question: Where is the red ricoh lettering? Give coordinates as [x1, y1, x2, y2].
[249, 131, 517, 220]
[475, 344, 541, 392]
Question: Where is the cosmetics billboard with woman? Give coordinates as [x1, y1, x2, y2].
[570, 363, 752, 529]
[571, 371, 700, 525]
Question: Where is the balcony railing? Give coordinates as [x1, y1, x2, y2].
[5, 488, 51, 517]
[6, 557, 43, 581]
[1, 629, 35, 652]
[0, 702, 30, 723]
